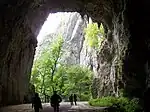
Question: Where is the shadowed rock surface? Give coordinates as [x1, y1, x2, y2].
[0, 0, 150, 107]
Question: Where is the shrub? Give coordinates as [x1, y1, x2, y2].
[80, 94, 92, 101]
[88, 96, 142, 112]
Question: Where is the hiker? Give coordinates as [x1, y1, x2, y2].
[74, 94, 77, 105]
[50, 91, 62, 112]
[69, 94, 74, 106]
[32, 93, 43, 112]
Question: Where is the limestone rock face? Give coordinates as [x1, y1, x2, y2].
[80, 39, 119, 98]
[79, 0, 129, 98]
[37, 12, 87, 65]
[0, 18, 37, 105]
[0, 0, 150, 106]
[0, 2, 37, 105]
[61, 13, 87, 65]
[123, 1, 150, 98]
[80, 20, 129, 98]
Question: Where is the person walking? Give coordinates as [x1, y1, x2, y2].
[69, 94, 74, 106]
[32, 93, 43, 112]
[50, 91, 62, 112]
[74, 94, 77, 105]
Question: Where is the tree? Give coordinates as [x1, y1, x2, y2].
[31, 35, 64, 102]
[47, 35, 64, 91]
[31, 35, 93, 102]
[84, 22, 105, 50]
[64, 65, 93, 101]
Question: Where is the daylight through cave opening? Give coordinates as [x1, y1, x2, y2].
[30, 12, 106, 102]
[1, 1, 149, 110]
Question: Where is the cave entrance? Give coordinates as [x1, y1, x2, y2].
[30, 12, 105, 103]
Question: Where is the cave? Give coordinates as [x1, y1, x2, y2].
[0, 0, 150, 108]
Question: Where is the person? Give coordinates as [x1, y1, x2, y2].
[23, 95, 28, 104]
[73, 94, 77, 105]
[32, 93, 43, 112]
[50, 91, 62, 112]
[69, 94, 73, 106]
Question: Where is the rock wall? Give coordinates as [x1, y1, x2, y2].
[0, 0, 149, 106]
[0, 4, 37, 105]
[37, 12, 87, 65]
[80, 1, 129, 98]
[123, 0, 150, 98]
[61, 13, 87, 65]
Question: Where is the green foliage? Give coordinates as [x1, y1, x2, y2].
[64, 65, 93, 101]
[31, 35, 64, 99]
[99, 23, 105, 37]
[89, 96, 116, 107]
[84, 23, 99, 48]
[84, 23, 105, 49]
[31, 35, 93, 102]
[89, 97, 142, 112]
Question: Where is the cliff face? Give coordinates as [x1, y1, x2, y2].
[80, 15, 129, 98]
[37, 12, 87, 65]
[0, 16, 37, 105]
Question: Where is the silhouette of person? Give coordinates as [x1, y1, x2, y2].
[144, 88, 150, 112]
[32, 93, 42, 112]
[23, 95, 28, 104]
[74, 94, 77, 105]
[69, 94, 73, 106]
[50, 91, 62, 112]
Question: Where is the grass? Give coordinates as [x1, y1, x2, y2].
[89, 96, 142, 112]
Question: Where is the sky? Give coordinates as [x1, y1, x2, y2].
[37, 13, 63, 43]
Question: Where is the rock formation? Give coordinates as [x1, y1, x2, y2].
[0, 0, 150, 106]
[37, 12, 87, 65]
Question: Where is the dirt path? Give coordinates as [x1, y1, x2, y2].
[0, 102, 107, 112]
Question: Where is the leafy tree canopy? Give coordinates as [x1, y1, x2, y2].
[84, 22, 105, 49]
[31, 35, 93, 102]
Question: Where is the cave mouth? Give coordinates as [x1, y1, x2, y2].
[30, 12, 106, 102]
[0, 1, 149, 110]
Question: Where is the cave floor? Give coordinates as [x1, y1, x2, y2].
[0, 102, 107, 112]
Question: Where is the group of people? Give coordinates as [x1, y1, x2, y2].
[32, 91, 77, 112]
[69, 94, 77, 106]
